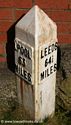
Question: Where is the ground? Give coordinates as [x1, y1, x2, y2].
[0, 62, 71, 125]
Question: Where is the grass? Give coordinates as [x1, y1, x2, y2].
[0, 105, 71, 125]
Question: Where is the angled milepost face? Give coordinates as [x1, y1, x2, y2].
[15, 38, 34, 84]
[39, 42, 57, 83]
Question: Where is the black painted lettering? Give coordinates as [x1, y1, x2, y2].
[28, 73, 32, 82]
[18, 56, 21, 65]
[45, 47, 48, 56]
[54, 63, 57, 72]
[23, 48, 31, 60]
[27, 50, 31, 60]
[45, 69, 47, 78]
[48, 45, 51, 54]
[47, 68, 50, 77]
[24, 70, 27, 80]
[18, 56, 26, 67]
[17, 43, 20, 50]
[49, 56, 52, 64]
[45, 58, 48, 67]
[41, 50, 44, 59]
[41, 71, 44, 80]
[24, 48, 27, 57]
[50, 65, 53, 74]
[23, 58, 26, 67]
[55, 42, 58, 50]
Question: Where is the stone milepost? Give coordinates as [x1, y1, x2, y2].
[15, 5, 58, 121]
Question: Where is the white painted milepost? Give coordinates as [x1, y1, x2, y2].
[15, 5, 58, 121]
